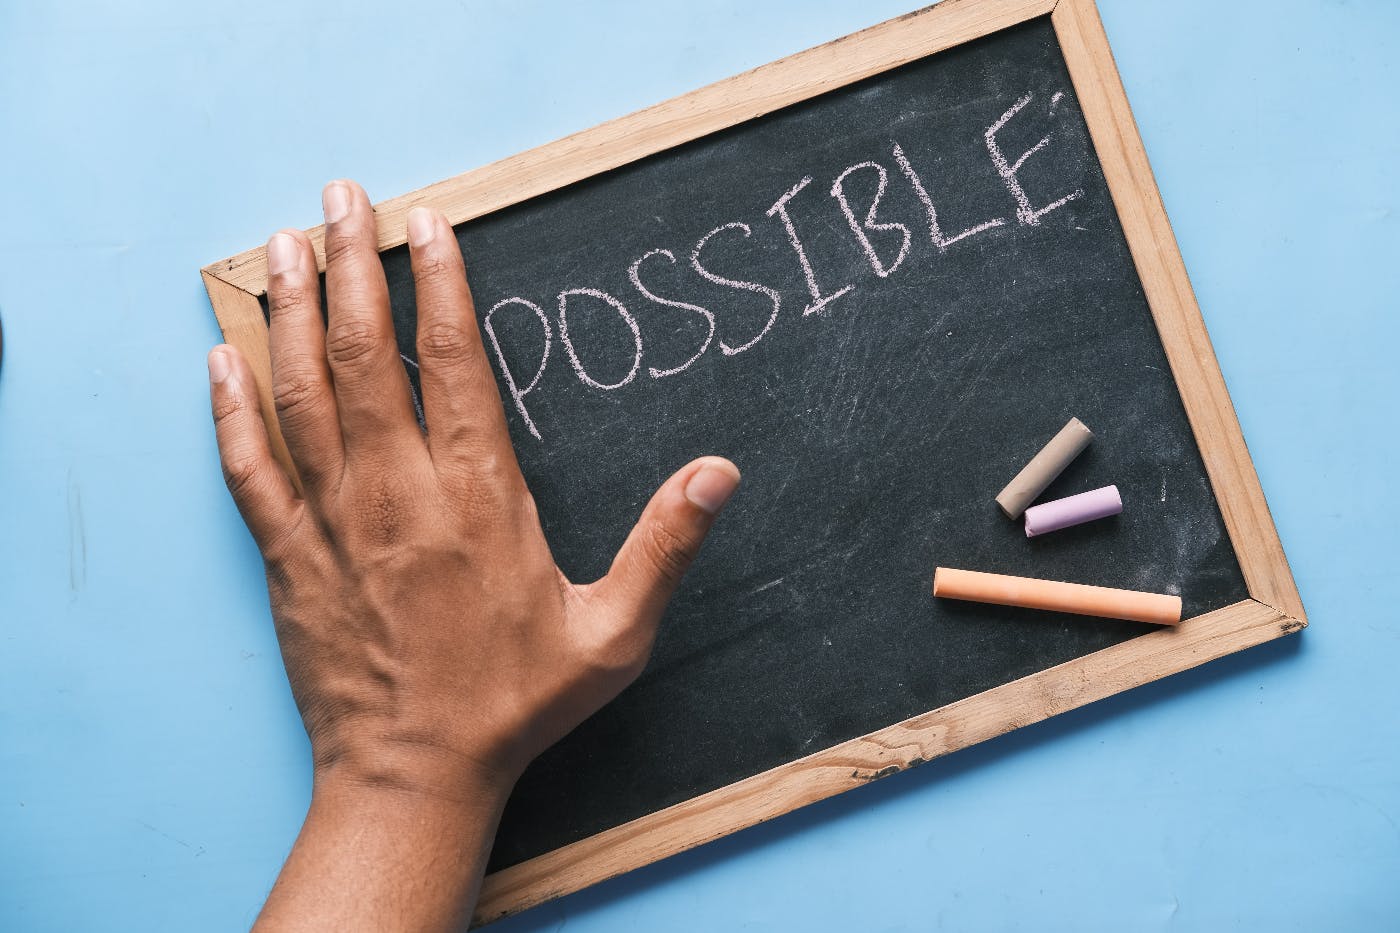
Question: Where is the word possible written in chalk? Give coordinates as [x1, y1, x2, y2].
[479, 91, 1083, 440]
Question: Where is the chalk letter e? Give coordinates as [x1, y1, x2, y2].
[984, 92, 1084, 226]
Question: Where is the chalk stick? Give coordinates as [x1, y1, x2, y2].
[995, 418, 1093, 519]
[1024, 484, 1122, 537]
[932, 567, 1181, 625]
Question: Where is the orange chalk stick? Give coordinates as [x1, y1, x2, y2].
[932, 567, 1182, 626]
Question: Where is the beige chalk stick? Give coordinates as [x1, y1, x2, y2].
[995, 417, 1094, 519]
[932, 567, 1182, 626]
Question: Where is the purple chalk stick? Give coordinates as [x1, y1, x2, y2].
[1024, 485, 1123, 537]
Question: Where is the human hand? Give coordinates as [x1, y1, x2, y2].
[208, 180, 739, 929]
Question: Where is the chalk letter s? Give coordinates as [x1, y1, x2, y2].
[629, 248, 715, 378]
[690, 222, 783, 356]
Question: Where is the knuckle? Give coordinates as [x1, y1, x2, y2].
[259, 519, 315, 588]
[259, 529, 300, 573]
[417, 319, 474, 363]
[485, 454, 526, 493]
[221, 453, 265, 500]
[457, 481, 512, 526]
[211, 389, 248, 426]
[440, 469, 517, 527]
[272, 372, 324, 421]
[325, 320, 385, 367]
[480, 456, 526, 503]
[437, 449, 517, 494]
[641, 519, 695, 585]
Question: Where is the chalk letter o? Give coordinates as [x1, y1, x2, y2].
[557, 287, 643, 391]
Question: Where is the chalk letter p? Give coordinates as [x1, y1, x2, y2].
[482, 296, 553, 441]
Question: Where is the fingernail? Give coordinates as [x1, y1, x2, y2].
[208, 347, 232, 384]
[685, 462, 740, 515]
[322, 181, 351, 224]
[267, 232, 297, 275]
[407, 207, 436, 248]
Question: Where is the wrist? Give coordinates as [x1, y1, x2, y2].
[305, 756, 516, 874]
[262, 744, 514, 932]
[310, 739, 520, 813]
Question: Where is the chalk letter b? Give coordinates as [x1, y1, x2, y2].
[830, 161, 911, 278]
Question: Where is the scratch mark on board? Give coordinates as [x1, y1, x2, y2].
[922, 336, 1013, 449]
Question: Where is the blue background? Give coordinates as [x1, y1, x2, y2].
[1, 1, 1396, 929]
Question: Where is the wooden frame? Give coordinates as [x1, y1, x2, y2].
[202, 0, 1305, 923]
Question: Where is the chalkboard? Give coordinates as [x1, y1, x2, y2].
[205, 0, 1304, 923]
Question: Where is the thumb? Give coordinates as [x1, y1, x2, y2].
[591, 456, 741, 630]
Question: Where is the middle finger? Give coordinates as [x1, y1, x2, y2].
[320, 179, 422, 458]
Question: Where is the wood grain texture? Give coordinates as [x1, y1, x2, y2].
[201, 0, 1055, 295]
[201, 271, 294, 479]
[474, 597, 1296, 925]
[1050, 0, 1305, 624]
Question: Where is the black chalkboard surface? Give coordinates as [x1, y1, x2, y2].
[207, 0, 1303, 921]
[377, 16, 1244, 869]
